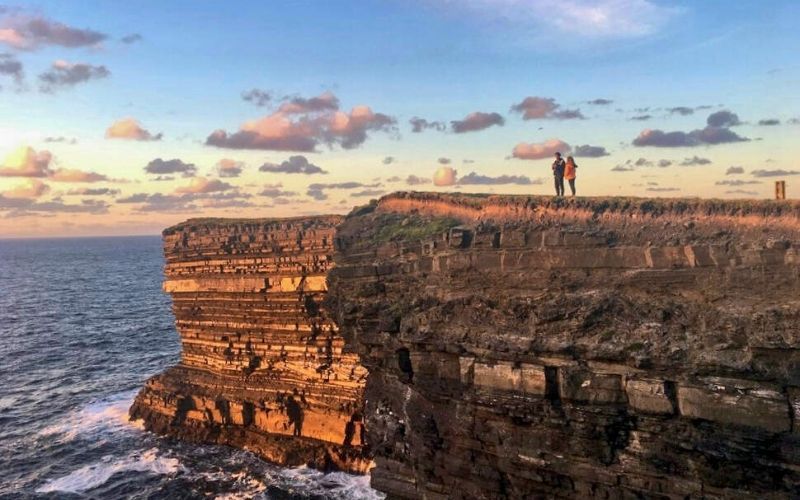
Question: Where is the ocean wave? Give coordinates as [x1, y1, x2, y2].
[275, 466, 384, 500]
[37, 389, 142, 443]
[35, 447, 183, 493]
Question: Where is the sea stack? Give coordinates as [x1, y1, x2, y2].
[129, 215, 371, 473]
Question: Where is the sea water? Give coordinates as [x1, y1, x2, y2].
[0, 236, 382, 499]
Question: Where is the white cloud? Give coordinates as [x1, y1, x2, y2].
[441, 0, 678, 39]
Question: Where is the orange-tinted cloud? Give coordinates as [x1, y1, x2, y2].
[433, 166, 457, 186]
[0, 146, 52, 177]
[174, 177, 233, 194]
[216, 158, 244, 177]
[0, 13, 106, 50]
[512, 139, 570, 160]
[510, 97, 584, 120]
[206, 92, 396, 151]
[48, 168, 109, 182]
[1, 179, 49, 199]
[106, 118, 163, 141]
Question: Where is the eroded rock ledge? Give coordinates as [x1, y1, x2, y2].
[328, 193, 800, 498]
[130, 216, 371, 473]
[133, 193, 800, 498]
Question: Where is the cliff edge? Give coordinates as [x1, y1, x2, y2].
[328, 192, 800, 498]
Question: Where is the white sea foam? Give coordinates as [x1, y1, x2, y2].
[276, 466, 384, 499]
[38, 389, 142, 443]
[36, 447, 183, 493]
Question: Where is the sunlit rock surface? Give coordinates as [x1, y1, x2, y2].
[328, 192, 800, 498]
[132, 193, 800, 497]
[130, 216, 371, 473]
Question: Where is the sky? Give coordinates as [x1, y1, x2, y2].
[0, 0, 798, 238]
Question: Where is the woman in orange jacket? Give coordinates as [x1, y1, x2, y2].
[565, 156, 578, 196]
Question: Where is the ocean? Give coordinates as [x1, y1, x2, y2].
[0, 236, 381, 499]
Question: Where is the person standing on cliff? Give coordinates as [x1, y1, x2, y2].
[552, 152, 566, 196]
[565, 156, 578, 196]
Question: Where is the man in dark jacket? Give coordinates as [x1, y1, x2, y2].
[552, 152, 566, 196]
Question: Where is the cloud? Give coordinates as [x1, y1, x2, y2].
[668, 106, 694, 116]
[510, 97, 584, 120]
[715, 179, 761, 186]
[115, 192, 192, 212]
[105, 118, 162, 141]
[646, 187, 680, 192]
[444, 0, 678, 40]
[48, 168, 108, 182]
[306, 181, 380, 200]
[382, 156, 395, 165]
[633, 119, 749, 147]
[630, 114, 652, 121]
[1, 179, 49, 199]
[351, 189, 385, 198]
[725, 189, 758, 196]
[438, 157, 451, 165]
[278, 91, 339, 114]
[206, 92, 396, 151]
[116, 190, 251, 212]
[174, 177, 233, 194]
[43, 136, 76, 144]
[573, 145, 609, 157]
[679, 156, 711, 166]
[725, 166, 745, 175]
[612, 157, 671, 171]
[259, 155, 327, 175]
[458, 172, 540, 185]
[512, 138, 570, 160]
[751, 169, 800, 178]
[789, 118, 800, 125]
[433, 166, 457, 186]
[260, 183, 298, 198]
[706, 110, 741, 128]
[144, 158, 197, 177]
[66, 187, 119, 196]
[0, 13, 107, 50]
[611, 164, 635, 172]
[39, 60, 110, 92]
[758, 118, 780, 126]
[0, 52, 22, 84]
[216, 158, 244, 177]
[409, 117, 446, 133]
[0, 196, 108, 216]
[406, 174, 428, 186]
[242, 88, 271, 107]
[587, 98, 613, 105]
[120, 33, 142, 44]
[451, 111, 504, 133]
[0, 146, 52, 177]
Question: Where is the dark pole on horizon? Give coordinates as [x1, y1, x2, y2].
[775, 181, 786, 200]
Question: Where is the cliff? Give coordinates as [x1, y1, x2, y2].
[129, 216, 371, 472]
[328, 193, 800, 498]
[132, 192, 800, 498]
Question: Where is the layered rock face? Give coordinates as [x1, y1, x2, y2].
[328, 193, 800, 499]
[130, 216, 371, 472]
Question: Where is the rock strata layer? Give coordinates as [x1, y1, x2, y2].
[328, 193, 800, 498]
[130, 216, 371, 473]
